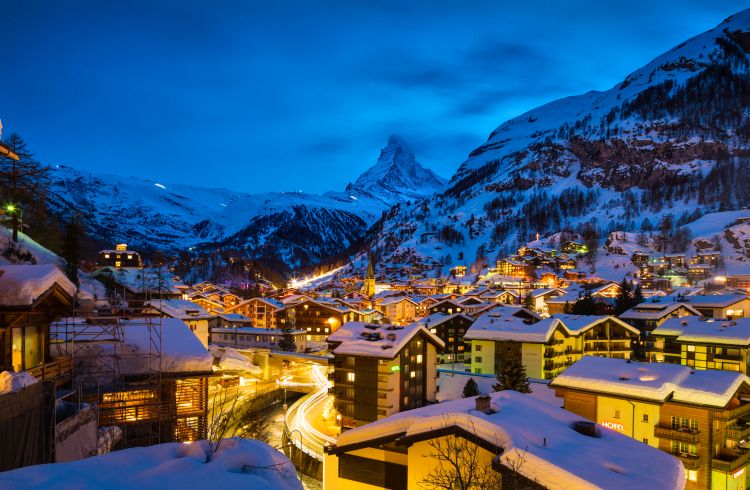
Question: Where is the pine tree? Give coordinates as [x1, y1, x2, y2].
[277, 323, 296, 352]
[633, 284, 645, 306]
[462, 378, 480, 398]
[613, 278, 634, 315]
[493, 358, 531, 393]
[571, 290, 598, 315]
[0, 134, 49, 243]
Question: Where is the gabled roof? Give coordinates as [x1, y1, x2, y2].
[144, 299, 214, 320]
[619, 302, 701, 321]
[328, 321, 444, 359]
[0, 264, 76, 307]
[660, 294, 749, 308]
[331, 390, 684, 490]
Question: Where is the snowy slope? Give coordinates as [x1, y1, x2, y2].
[46, 134, 441, 272]
[365, 9, 750, 276]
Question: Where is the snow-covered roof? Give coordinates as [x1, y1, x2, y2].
[144, 299, 214, 320]
[653, 316, 750, 345]
[216, 313, 253, 323]
[52, 318, 213, 374]
[328, 321, 444, 359]
[410, 312, 474, 330]
[332, 390, 683, 490]
[465, 313, 637, 343]
[0, 438, 302, 490]
[660, 293, 749, 308]
[94, 266, 184, 294]
[551, 356, 749, 408]
[211, 327, 305, 335]
[619, 302, 701, 321]
[0, 264, 77, 306]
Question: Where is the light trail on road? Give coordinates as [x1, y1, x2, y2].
[285, 364, 337, 459]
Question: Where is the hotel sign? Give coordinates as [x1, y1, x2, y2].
[601, 420, 625, 432]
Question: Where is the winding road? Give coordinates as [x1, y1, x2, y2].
[285, 364, 337, 459]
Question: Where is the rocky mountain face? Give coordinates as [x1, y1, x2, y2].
[342, 134, 446, 206]
[364, 9, 750, 272]
[45, 135, 442, 274]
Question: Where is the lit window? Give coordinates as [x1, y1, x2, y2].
[410, 371, 416, 379]
[687, 345, 696, 352]
[686, 470, 698, 482]
[307, 335, 311, 341]
[307, 328, 311, 332]
[417, 354, 423, 364]
[347, 372, 355, 382]
[104, 254, 110, 259]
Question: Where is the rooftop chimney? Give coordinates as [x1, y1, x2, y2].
[475, 395, 495, 414]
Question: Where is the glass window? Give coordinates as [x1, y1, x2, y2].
[346, 372, 355, 382]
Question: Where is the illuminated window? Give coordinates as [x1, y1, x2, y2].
[416, 354, 423, 364]
[104, 254, 110, 259]
[346, 372, 355, 382]
[686, 470, 698, 482]
[307, 335, 311, 341]
[115, 261, 121, 267]
[687, 345, 696, 352]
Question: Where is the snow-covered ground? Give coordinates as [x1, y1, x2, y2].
[0, 438, 302, 490]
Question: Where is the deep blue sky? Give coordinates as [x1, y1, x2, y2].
[0, 1, 743, 194]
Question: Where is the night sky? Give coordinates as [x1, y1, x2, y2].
[0, 1, 742, 194]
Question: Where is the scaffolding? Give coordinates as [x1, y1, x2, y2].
[50, 311, 164, 447]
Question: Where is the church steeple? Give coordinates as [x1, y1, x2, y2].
[362, 252, 376, 298]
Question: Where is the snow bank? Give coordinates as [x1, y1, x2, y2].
[0, 438, 302, 490]
[0, 264, 76, 306]
[208, 346, 262, 374]
[334, 390, 684, 490]
[0, 370, 38, 394]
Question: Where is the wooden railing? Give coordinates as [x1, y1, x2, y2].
[26, 357, 73, 387]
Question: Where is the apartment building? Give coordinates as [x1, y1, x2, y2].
[327, 321, 443, 429]
[652, 316, 750, 374]
[551, 356, 750, 490]
[465, 313, 638, 379]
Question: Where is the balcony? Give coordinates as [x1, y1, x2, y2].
[714, 353, 742, 362]
[26, 357, 73, 388]
[727, 424, 750, 441]
[654, 425, 700, 443]
[672, 453, 701, 470]
[713, 448, 750, 472]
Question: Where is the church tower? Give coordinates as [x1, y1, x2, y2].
[362, 253, 376, 298]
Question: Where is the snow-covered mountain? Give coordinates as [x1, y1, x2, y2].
[45, 135, 441, 273]
[364, 9, 750, 274]
[338, 134, 446, 206]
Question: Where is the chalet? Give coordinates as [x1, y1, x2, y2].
[561, 240, 586, 254]
[323, 391, 683, 490]
[641, 276, 673, 292]
[143, 299, 213, 347]
[465, 313, 637, 380]
[619, 301, 701, 333]
[526, 287, 565, 315]
[278, 299, 347, 343]
[187, 293, 225, 315]
[663, 294, 750, 319]
[374, 296, 417, 325]
[693, 251, 721, 267]
[412, 313, 474, 365]
[224, 297, 283, 329]
[687, 264, 711, 283]
[551, 357, 750, 490]
[211, 326, 306, 353]
[428, 299, 468, 316]
[495, 258, 528, 278]
[51, 317, 212, 447]
[664, 253, 687, 269]
[631, 251, 650, 266]
[449, 265, 467, 277]
[97, 243, 142, 269]
[728, 275, 750, 290]
[327, 321, 443, 429]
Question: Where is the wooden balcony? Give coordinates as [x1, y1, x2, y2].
[26, 357, 73, 388]
[654, 425, 700, 443]
[726, 424, 750, 441]
[673, 453, 701, 470]
[713, 448, 750, 472]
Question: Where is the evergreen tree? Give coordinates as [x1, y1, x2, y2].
[571, 290, 598, 315]
[633, 284, 645, 306]
[493, 358, 531, 393]
[61, 216, 83, 289]
[613, 279, 634, 315]
[277, 319, 296, 352]
[0, 134, 49, 243]
[462, 378, 480, 398]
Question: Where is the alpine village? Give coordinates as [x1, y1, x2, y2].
[4, 4, 750, 490]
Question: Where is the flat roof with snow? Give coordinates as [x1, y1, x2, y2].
[653, 317, 750, 345]
[551, 356, 749, 407]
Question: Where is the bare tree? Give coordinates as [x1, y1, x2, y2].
[418, 417, 503, 490]
[206, 386, 273, 461]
